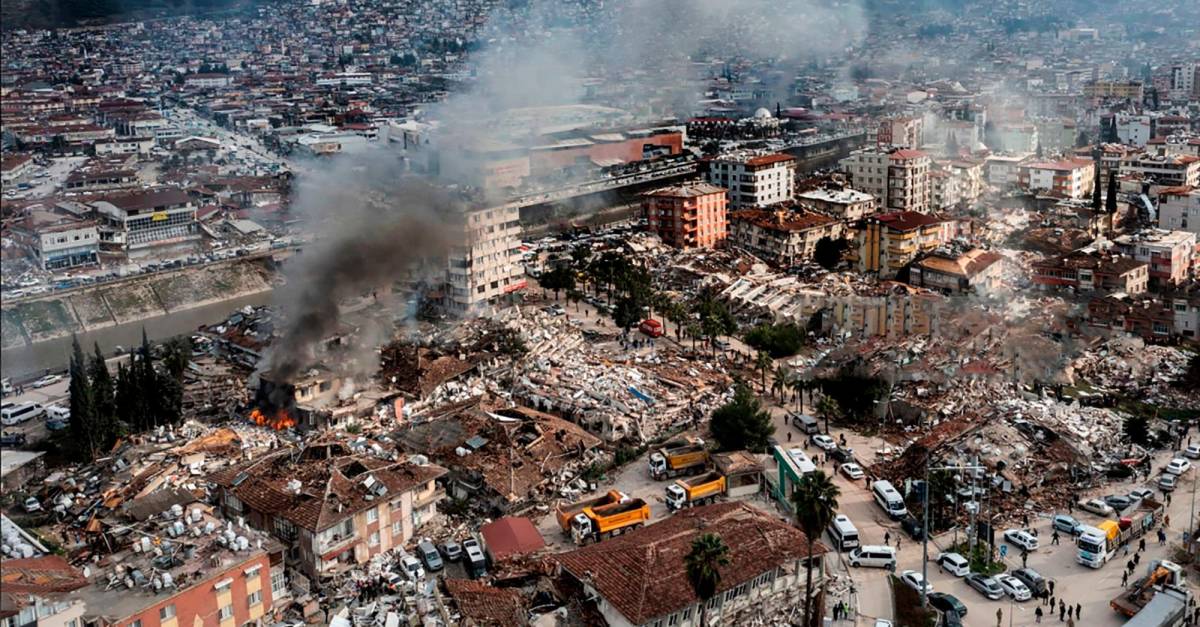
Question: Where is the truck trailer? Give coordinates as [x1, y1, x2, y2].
[571, 498, 651, 545]
[666, 471, 727, 511]
[649, 437, 709, 480]
[1125, 587, 1192, 627]
[554, 490, 628, 535]
[1112, 560, 1186, 617]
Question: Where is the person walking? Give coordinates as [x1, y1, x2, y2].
[1139, 537, 1146, 552]
[1049, 594, 1055, 609]
[1035, 606, 1044, 623]
[884, 531, 891, 546]
[1166, 514, 1171, 527]
[997, 608, 1003, 627]
[1075, 603, 1081, 620]
[1048, 580, 1055, 597]
[1067, 617, 1075, 627]
[1059, 603, 1065, 622]
[1051, 530, 1060, 545]
[1022, 549, 1029, 568]
[1123, 570, 1129, 587]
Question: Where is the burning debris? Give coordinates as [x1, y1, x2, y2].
[249, 407, 297, 431]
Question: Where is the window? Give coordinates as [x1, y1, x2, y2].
[131, 621, 143, 627]
[366, 507, 378, 523]
[226, 493, 242, 512]
[369, 531, 380, 546]
[272, 569, 287, 593]
[218, 604, 234, 620]
[248, 590, 263, 607]
[392, 520, 402, 536]
[160, 604, 176, 620]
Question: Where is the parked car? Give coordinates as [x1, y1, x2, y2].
[1129, 487, 1155, 501]
[1159, 473, 1178, 491]
[965, 573, 1004, 600]
[994, 574, 1032, 601]
[31, 374, 61, 388]
[417, 540, 443, 571]
[399, 555, 425, 581]
[1166, 458, 1192, 475]
[811, 434, 836, 451]
[900, 570, 933, 595]
[1183, 445, 1200, 460]
[935, 552, 970, 577]
[1010, 568, 1047, 597]
[1104, 494, 1133, 511]
[1077, 498, 1114, 516]
[23, 497, 42, 513]
[830, 447, 855, 464]
[940, 610, 964, 627]
[440, 541, 462, 562]
[927, 593, 968, 617]
[0, 432, 28, 447]
[1004, 529, 1039, 551]
[46, 418, 68, 431]
[900, 515, 925, 540]
[840, 462, 864, 480]
[1052, 514, 1082, 536]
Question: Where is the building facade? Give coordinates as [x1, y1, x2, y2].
[909, 249, 1005, 294]
[1121, 153, 1200, 189]
[1032, 249, 1149, 294]
[1158, 187, 1199, 235]
[35, 219, 100, 270]
[1112, 229, 1196, 287]
[728, 207, 842, 265]
[840, 148, 931, 213]
[642, 182, 729, 248]
[1017, 159, 1097, 200]
[443, 205, 525, 313]
[796, 186, 876, 221]
[852, 211, 953, 277]
[91, 189, 198, 249]
[706, 151, 796, 209]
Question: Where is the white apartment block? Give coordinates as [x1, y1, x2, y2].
[706, 152, 796, 209]
[840, 147, 931, 213]
[1158, 188, 1200, 236]
[443, 205, 525, 312]
[1116, 114, 1154, 147]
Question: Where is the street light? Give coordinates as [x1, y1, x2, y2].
[921, 457, 986, 608]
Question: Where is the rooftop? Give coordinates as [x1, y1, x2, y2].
[730, 208, 837, 232]
[915, 248, 1004, 278]
[797, 187, 874, 204]
[643, 182, 727, 199]
[872, 211, 948, 232]
[554, 502, 826, 625]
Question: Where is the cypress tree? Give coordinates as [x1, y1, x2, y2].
[89, 343, 117, 453]
[67, 335, 97, 459]
[1092, 165, 1102, 210]
[1106, 171, 1118, 214]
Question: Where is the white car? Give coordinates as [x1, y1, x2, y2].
[899, 570, 933, 595]
[840, 463, 864, 480]
[1004, 528, 1039, 551]
[811, 434, 836, 451]
[399, 555, 425, 581]
[935, 552, 970, 577]
[1077, 498, 1114, 517]
[1166, 458, 1192, 475]
[31, 374, 62, 388]
[1185, 445, 1200, 460]
[994, 574, 1032, 601]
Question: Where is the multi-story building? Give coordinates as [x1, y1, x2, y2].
[210, 441, 447, 581]
[727, 207, 842, 265]
[991, 122, 1039, 153]
[943, 159, 987, 203]
[876, 116, 923, 148]
[928, 168, 960, 210]
[985, 154, 1032, 187]
[184, 73, 232, 89]
[1116, 113, 1154, 147]
[839, 147, 931, 213]
[63, 168, 139, 192]
[443, 205, 525, 313]
[91, 188, 198, 249]
[1158, 187, 1200, 235]
[705, 151, 796, 209]
[852, 211, 953, 277]
[31, 216, 100, 271]
[642, 182, 729, 248]
[1087, 287, 1200, 342]
[1083, 80, 1144, 100]
[1017, 159, 1096, 200]
[796, 186, 876, 221]
[1, 153, 34, 185]
[1120, 153, 1200, 190]
[553, 502, 829, 627]
[1032, 249, 1149, 294]
[1112, 229, 1196, 287]
[909, 248, 1005, 294]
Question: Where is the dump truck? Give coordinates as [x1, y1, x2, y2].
[665, 471, 727, 511]
[555, 490, 628, 534]
[649, 437, 709, 480]
[571, 498, 651, 545]
[1117, 498, 1166, 546]
[1125, 587, 1192, 627]
[1112, 560, 1187, 617]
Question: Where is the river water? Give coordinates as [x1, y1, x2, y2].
[1, 290, 274, 380]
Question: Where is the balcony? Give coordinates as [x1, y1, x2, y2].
[413, 486, 446, 509]
[316, 530, 357, 554]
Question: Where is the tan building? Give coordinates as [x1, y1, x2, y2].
[876, 116, 924, 148]
[1017, 159, 1097, 200]
[909, 249, 1005, 294]
[642, 182, 729, 248]
[796, 186, 876, 220]
[852, 211, 954, 277]
[728, 207, 843, 265]
[1083, 80, 1144, 100]
[840, 147, 931, 213]
[444, 205, 525, 313]
[210, 441, 447, 581]
[705, 151, 796, 209]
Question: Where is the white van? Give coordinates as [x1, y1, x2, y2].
[47, 405, 70, 421]
[849, 545, 897, 570]
[1, 403, 44, 426]
[871, 480, 908, 520]
[827, 514, 860, 551]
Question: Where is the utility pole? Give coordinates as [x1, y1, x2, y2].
[921, 459, 985, 608]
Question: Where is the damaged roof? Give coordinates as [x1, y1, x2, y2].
[208, 441, 446, 531]
[553, 502, 827, 626]
[444, 578, 526, 626]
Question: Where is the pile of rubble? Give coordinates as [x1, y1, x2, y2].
[1071, 336, 1196, 407]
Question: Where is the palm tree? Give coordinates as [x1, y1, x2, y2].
[755, 351, 773, 392]
[790, 472, 841, 627]
[816, 395, 842, 435]
[685, 533, 731, 627]
[772, 365, 791, 402]
[790, 377, 805, 412]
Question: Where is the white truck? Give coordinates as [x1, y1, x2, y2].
[1125, 587, 1192, 627]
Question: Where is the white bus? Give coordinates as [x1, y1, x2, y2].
[827, 514, 860, 551]
[871, 480, 908, 520]
[1, 402, 44, 426]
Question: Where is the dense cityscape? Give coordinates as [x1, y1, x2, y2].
[1, 0, 1199, 626]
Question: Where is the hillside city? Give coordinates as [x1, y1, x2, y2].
[1, 0, 1200, 626]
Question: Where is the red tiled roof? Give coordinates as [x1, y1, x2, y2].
[873, 211, 948, 232]
[889, 149, 928, 160]
[552, 502, 827, 625]
[730, 208, 836, 232]
[0, 556, 88, 595]
[444, 578, 526, 626]
[745, 153, 796, 167]
[480, 517, 545, 560]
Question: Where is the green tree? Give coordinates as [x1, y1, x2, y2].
[88, 342, 117, 453]
[755, 351, 773, 392]
[695, 288, 736, 357]
[1181, 354, 1200, 391]
[817, 395, 842, 434]
[685, 533, 731, 627]
[790, 471, 841, 627]
[1123, 414, 1151, 447]
[540, 265, 575, 301]
[68, 335, 97, 459]
[613, 296, 642, 331]
[744, 322, 804, 357]
[772, 365, 791, 401]
[1105, 170, 1118, 214]
[1091, 166, 1102, 211]
[813, 236, 845, 271]
[709, 384, 775, 452]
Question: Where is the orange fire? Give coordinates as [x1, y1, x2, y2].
[249, 407, 296, 430]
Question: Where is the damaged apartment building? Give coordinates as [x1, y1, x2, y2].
[395, 400, 603, 514]
[208, 440, 447, 582]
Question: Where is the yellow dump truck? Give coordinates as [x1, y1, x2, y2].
[649, 437, 709, 480]
[571, 498, 651, 545]
[666, 471, 727, 511]
[555, 490, 627, 535]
